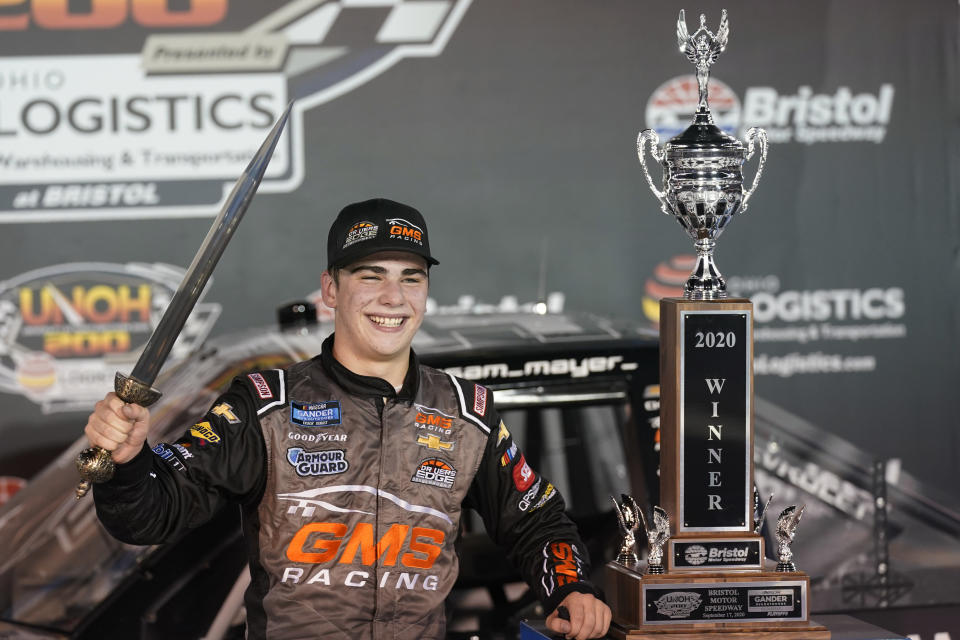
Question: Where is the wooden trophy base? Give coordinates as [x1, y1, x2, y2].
[606, 562, 830, 640]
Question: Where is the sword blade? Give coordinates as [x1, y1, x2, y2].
[130, 103, 292, 385]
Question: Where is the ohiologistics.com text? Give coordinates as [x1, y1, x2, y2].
[754, 352, 876, 378]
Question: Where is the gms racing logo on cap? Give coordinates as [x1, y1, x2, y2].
[0, 0, 474, 223]
[386, 218, 423, 245]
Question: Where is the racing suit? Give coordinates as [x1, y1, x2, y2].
[94, 335, 600, 640]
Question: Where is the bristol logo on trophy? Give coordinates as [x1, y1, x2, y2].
[605, 10, 829, 639]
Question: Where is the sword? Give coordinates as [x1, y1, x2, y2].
[75, 103, 293, 499]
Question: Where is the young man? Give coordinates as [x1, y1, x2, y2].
[85, 198, 611, 640]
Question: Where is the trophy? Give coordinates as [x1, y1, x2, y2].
[637, 9, 768, 300]
[642, 506, 670, 575]
[605, 10, 828, 639]
[612, 495, 642, 566]
[776, 505, 805, 572]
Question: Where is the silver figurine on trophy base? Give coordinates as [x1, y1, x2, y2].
[637, 9, 768, 300]
[612, 494, 642, 567]
[641, 505, 670, 575]
[753, 488, 775, 534]
[776, 504, 805, 572]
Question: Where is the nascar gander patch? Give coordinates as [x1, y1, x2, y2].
[411, 458, 457, 490]
[291, 400, 341, 427]
[286, 448, 348, 476]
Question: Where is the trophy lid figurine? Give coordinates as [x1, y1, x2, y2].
[637, 9, 768, 300]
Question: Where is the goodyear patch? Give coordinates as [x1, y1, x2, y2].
[286, 448, 348, 476]
[291, 400, 341, 427]
[152, 443, 186, 472]
[190, 421, 221, 445]
[411, 458, 457, 489]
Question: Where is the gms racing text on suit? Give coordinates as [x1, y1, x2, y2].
[93, 337, 599, 639]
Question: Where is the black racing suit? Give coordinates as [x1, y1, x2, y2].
[94, 335, 600, 639]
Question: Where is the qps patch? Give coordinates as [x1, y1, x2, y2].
[512, 454, 535, 492]
[411, 458, 457, 490]
[190, 421, 221, 445]
[291, 400, 341, 427]
[344, 220, 378, 248]
[286, 447, 348, 476]
[152, 443, 186, 472]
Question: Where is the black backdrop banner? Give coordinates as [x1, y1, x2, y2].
[0, 0, 957, 499]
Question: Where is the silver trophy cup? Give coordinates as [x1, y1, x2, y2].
[638, 10, 768, 300]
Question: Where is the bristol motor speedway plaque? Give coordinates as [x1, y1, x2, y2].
[643, 580, 806, 624]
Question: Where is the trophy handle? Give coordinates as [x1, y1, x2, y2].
[740, 127, 768, 213]
[636, 129, 671, 215]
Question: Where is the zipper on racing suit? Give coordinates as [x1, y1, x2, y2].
[373, 395, 386, 635]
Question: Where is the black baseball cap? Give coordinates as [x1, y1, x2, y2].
[326, 198, 439, 270]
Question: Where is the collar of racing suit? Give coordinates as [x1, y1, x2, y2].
[320, 333, 420, 402]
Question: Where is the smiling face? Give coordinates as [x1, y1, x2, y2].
[320, 251, 429, 384]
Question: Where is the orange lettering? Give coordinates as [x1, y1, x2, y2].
[401, 527, 444, 569]
[286, 522, 347, 563]
[132, 0, 225, 27]
[375, 524, 408, 566]
[83, 285, 118, 323]
[118, 284, 151, 322]
[0, 0, 27, 29]
[340, 523, 412, 566]
[19, 287, 61, 325]
[551, 542, 579, 586]
[33, 0, 125, 30]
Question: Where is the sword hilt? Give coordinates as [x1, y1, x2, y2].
[75, 373, 162, 499]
